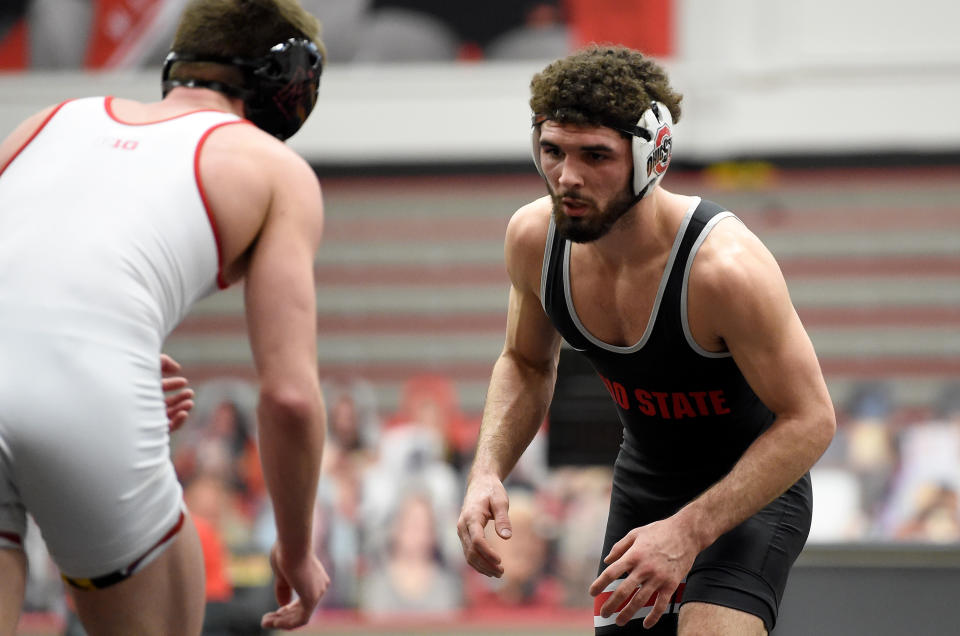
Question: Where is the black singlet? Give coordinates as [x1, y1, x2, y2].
[541, 197, 812, 634]
[542, 197, 775, 509]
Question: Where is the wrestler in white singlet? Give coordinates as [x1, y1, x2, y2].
[0, 96, 245, 582]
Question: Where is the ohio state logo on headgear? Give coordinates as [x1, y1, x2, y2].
[646, 125, 672, 177]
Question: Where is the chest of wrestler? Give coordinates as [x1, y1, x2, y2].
[549, 280, 774, 500]
[587, 342, 773, 499]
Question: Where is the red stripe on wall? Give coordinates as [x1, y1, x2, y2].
[567, 0, 674, 57]
[0, 18, 28, 69]
[84, 0, 166, 68]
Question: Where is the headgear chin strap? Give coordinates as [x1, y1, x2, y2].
[161, 38, 323, 141]
[530, 101, 674, 202]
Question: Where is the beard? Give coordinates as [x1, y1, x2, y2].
[550, 186, 637, 243]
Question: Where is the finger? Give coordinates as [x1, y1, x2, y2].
[457, 524, 497, 577]
[163, 389, 196, 407]
[168, 411, 190, 433]
[466, 541, 503, 577]
[467, 522, 504, 577]
[491, 498, 512, 540]
[589, 560, 630, 597]
[603, 531, 634, 564]
[274, 573, 292, 607]
[642, 587, 674, 629]
[162, 377, 189, 392]
[166, 398, 194, 428]
[160, 354, 180, 374]
[460, 523, 503, 578]
[613, 581, 657, 626]
[164, 389, 196, 411]
[602, 575, 646, 620]
[261, 599, 311, 630]
[168, 400, 194, 419]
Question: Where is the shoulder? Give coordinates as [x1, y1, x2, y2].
[0, 103, 61, 171]
[504, 195, 552, 291]
[691, 213, 794, 336]
[203, 122, 322, 204]
[207, 122, 315, 178]
[693, 213, 783, 298]
[505, 196, 552, 255]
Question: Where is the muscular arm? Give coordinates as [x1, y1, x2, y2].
[472, 286, 562, 480]
[243, 150, 328, 627]
[459, 201, 562, 576]
[674, 223, 836, 549]
[245, 152, 325, 557]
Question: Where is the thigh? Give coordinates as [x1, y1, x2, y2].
[594, 472, 811, 635]
[594, 473, 682, 635]
[0, 548, 26, 636]
[678, 601, 766, 636]
[0, 445, 26, 555]
[682, 473, 812, 632]
[70, 513, 206, 636]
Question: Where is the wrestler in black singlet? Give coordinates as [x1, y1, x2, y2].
[541, 198, 812, 634]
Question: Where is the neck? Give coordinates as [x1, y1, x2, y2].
[585, 188, 670, 266]
[162, 86, 244, 117]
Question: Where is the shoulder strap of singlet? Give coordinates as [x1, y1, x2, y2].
[661, 198, 738, 357]
[540, 217, 561, 317]
[540, 217, 593, 351]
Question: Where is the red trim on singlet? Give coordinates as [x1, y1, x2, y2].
[0, 99, 74, 178]
[103, 96, 244, 126]
[61, 510, 188, 590]
[195, 120, 254, 289]
[125, 510, 186, 574]
[593, 582, 685, 616]
[0, 530, 23, 546]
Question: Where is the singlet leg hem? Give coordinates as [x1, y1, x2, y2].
[682, 563, 777, 632]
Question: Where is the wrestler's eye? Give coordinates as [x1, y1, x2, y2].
[541, 143, 561, 158]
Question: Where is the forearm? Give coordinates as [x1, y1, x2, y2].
[676, 411, 834, 550]
[470, 350, 557, 481]
[257, 388, 326, 559]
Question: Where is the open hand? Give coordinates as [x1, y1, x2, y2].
[589, 518, 698, 629]
[261, 543, 329, 630]
[457, 472, 512, 578]
[161, 353, 194, 432]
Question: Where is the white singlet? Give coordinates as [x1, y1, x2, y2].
[0, 97, 244, 579]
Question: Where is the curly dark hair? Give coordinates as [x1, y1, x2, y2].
[530, 45, 682, 132]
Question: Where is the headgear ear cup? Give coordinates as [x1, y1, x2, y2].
[631, 101, 674, 200]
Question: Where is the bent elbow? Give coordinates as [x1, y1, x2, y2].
[812, 404, 837, 456]
[258, 383, 323, 427]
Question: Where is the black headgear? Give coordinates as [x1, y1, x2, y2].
[161, 38, 323, 141]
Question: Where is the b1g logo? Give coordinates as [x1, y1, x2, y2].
[646, 125, 672, 177]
